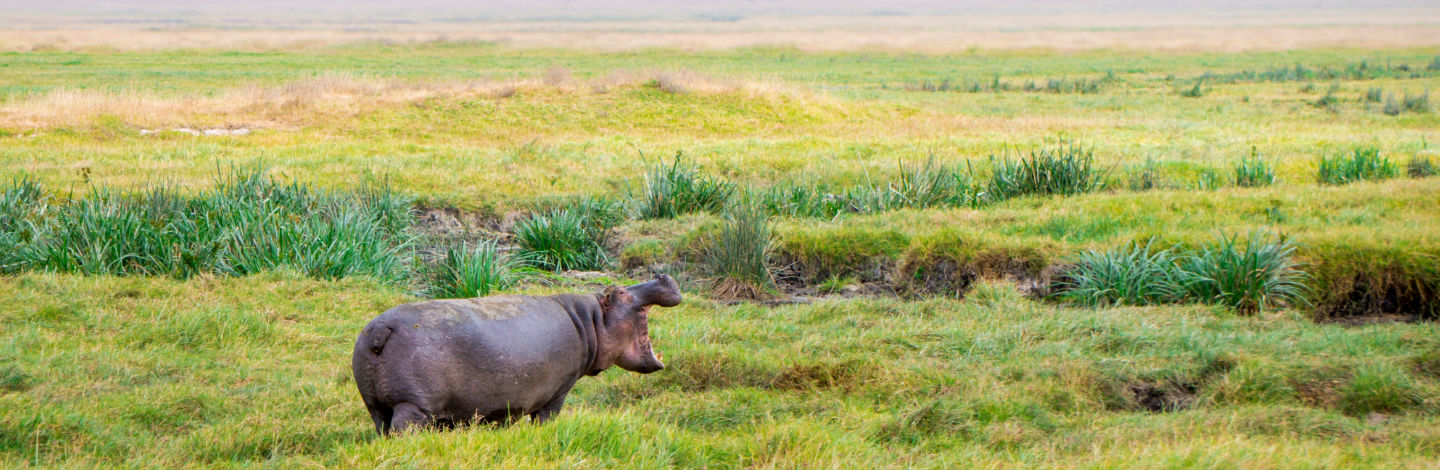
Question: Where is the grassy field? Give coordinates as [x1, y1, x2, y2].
[4, 273, 1439, 468]
[3, 28, 1440, 469]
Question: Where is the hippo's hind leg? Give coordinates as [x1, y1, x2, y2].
[389, 402, 431, 434]
[366, 403, 393, 436]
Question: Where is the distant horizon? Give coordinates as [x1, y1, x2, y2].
[4, 0, 1438, 25]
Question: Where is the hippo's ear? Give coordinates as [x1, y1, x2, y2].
[598, 285, 631, 313]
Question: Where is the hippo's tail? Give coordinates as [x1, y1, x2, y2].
[366, 324, 394, 355]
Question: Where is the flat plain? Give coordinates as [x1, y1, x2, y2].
[2, 10, 1440, 468]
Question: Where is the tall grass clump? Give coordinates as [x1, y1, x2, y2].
[760, 160, 974, 219]
[1408, 155, 1437, 178]
[0, 179, 48, 274]
[1317, 147, 1397, 185]
[1365, 87, 1384, 103]
[1180, 79, 1205, 98]
[431, 240, 523, 298]
[1383, 94, 1404, 115]
[1126, 158, 1162, 191]
[1196, 169, 1224, 190]
[1233, 151, 1276, 188]
[698, 203, 774, 299]
[847, 159, 975, 212]
[1403, 91, 1431, 113]
[760, 181, 848, 219]
[637, 154, 734, 219]
[1313, 84, 1341, 109]
[983, 145, 1101, 201]
[514, 210, 611, 271]
[1180, 232, 1309, 315]
[1059, 241, 1184, 307]
[3, 168, 416, 283]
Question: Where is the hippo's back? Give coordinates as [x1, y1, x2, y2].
[352, 295, 589, 421]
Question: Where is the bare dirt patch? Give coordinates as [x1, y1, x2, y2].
[1317, 273, 1436, 325]
[1128, 381, 1199, 412]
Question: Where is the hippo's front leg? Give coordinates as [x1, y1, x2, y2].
[530, 390, 570, 423]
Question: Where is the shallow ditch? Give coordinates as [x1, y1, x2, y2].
[414, 208, 1436, 324]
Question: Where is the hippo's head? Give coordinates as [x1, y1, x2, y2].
[598, 274, 682, 375]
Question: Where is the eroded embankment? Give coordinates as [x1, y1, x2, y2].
[416, 202, 1438, 324]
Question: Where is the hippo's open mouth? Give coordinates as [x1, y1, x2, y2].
[644, 336, 662, 361]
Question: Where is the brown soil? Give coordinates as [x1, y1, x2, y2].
[896, 258, 978, 299]
[1128, 380, 1198, 412]
[1316, 273, 1436, 325]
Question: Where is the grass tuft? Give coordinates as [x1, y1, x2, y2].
[1233, 150, 1276, 188]
[5, 168, 414, 283]
[1339, 364, 1425, 416]
[1126, 158, 1163, 192]
[848, 159, 975, 212]
[1408, 155, 1437, 178]
[698, 203, 774, 298]
[1365, 87, 1384, 103]
[1383, 94, 1403, 115]
[983, 145, 1101, 201]
[1180, 79, 1205, 98]
[0, 179, 48, 274]
[762, 159, 974, 219]
[431, 239, 523, 298]
[1312, 84, 1341, 109]
[637, 153, 734, 219]
[514, 210, 612, 272]
[1317, 146, 1397, 185]
[1058, 241, 1183, 307]
[1403, 91, 1430, 113]
[1180, 232, 1310, 315]
[760, 180, 849, 219]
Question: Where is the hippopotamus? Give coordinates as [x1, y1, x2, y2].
[351, 274, 682, 435]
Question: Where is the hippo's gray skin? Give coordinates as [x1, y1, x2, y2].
[352, 274, 681, 435]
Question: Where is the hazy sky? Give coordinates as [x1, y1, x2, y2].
[5, 0, 1436, 23]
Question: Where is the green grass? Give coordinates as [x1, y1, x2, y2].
[2, 273, 1439, 468]
[3, 46, 1439, 211]
[636, 154, 735, 220]
[1409, 155, 1437, 178]
[695, 203, 774, 297]
[1233, 151, 1277, 188]
[1179, 232, 1310, 315]
[1403, 91, 1431, 113]
[4, 41, 1440, 468]
[430, 240, 523, 298]
[982, 145, 1102, 201]
[760, 159, 974, 219]
[1056, 233, 1309, 314]
[1318, 147, 1399, 185]
[0, 169, 414, 283]
[1058, 241, 1184, 307]
[513, 210, 612, 272]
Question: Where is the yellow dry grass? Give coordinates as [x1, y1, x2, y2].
[0, 71, 799, 130]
